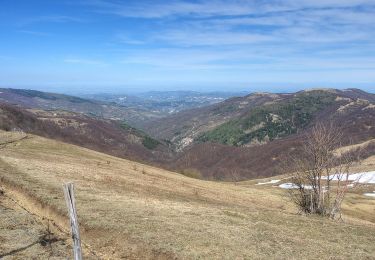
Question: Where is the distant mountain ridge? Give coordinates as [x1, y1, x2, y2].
[0, 102, 170, 163]
[0, 88, 163, 127]
[0, 87, 374, 180]
[164, 88, 375, 179]
[145, 88, 375, 151]
[143, 91, 287, 150]
[197, 90, 336, 146]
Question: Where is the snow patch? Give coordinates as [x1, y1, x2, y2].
[362, 104, 375, 110]
[322, 171, 375, 184]
[256, 179, 280, 185]
[278, 183, 313, 190]
[364, 192, 375, 198]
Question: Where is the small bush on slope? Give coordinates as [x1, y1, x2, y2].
[286, 123, 360, 219]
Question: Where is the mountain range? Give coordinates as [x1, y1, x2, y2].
[0, 87, 374, 180]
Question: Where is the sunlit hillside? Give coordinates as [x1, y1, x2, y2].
[1, 131, 374, 259]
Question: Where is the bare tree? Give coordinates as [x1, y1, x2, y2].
[287, 123, 360, 219]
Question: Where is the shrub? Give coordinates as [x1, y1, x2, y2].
[180, 168, 202, 179]
[142, 136, 160, 150]
[286, 123, 360, 219]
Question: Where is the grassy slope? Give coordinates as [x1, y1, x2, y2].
[0, 132, 375, 259]
[0, 195, 71, 259]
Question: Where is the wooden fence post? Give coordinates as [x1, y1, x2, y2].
[63, 182, 83, 260]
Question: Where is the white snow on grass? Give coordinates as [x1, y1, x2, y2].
[322, 171, 375, 184]
[279, 183, 298, 189]
[364, 192, 375, 198]
[256, 179, 280, 185]
[275, 171, 375, 190]
[278, 183, 313, 189]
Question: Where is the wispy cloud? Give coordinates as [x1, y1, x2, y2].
[85, 0, 261, 18]
[2, 0, 374, 88]
[17, 30, 51, 36]
[120, 46, 375, 72]
[64, 58, 108, 66]
[86, 0, 375, 18]
[99, 0, 375, 49]
[154, 30, 276, 46]
[18, 15, 85, 26]
[115, 33, 146, 45]
[110, 1, 374, 79]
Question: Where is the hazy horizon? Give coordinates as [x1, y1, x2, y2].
[0, 84, 374, 96]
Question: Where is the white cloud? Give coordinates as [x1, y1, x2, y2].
[119, 46, 375, 72]
[155, 30, 276, 46]
[87, 0, 375, 18]
[87, 0, 260, 18]
[75, 0, 375, 85]
[104, 1, 375, 48]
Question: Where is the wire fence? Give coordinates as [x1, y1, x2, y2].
[0, 190, 67, 258]
[0, 185, 100, 259]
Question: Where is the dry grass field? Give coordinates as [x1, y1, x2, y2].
[0, 131, 375, 259]
[0, 194, 71, 259]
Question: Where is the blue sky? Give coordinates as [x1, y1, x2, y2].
[0, 0, 374, 94]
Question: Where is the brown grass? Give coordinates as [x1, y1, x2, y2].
[334, 139, 375, 156]
[0, 187, 72, 259]
[0, 131, 375, 259]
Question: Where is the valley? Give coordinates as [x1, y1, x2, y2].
[82, 90, 244, 116]
[1, 88, 374, 180]
[0, 88, 163, 128]
[0, 87, 374, 259]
